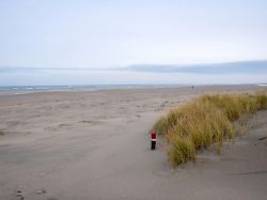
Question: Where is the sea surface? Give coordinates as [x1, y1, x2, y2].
[0, 84, 185, 94]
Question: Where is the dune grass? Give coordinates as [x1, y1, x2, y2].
[153, 92, 267, 167]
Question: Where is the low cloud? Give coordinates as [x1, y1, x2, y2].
[125, 60, 267, 74]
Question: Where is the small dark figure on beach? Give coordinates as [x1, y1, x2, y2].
[150, 130, 157, 150]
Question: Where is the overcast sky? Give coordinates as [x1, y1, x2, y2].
[1, 0, 267, 68]
[0, 0, 266, 85]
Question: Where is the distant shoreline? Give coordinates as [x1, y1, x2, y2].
[0, 83, 263, 95]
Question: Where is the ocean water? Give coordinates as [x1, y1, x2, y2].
[0, 68, 266, 94]
[0, 84, 184, 94]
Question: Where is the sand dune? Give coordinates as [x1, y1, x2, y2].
[0, 85, 266, 200]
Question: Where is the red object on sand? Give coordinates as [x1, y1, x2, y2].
[150, 131, 157, 141]
[150, 131, 157, 150]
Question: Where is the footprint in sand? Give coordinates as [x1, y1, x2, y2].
[15, 190, 24, 200]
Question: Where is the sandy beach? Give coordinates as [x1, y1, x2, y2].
[0, 85, 267, 200]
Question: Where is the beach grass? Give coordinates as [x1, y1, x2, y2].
[153, 92, 267, 167]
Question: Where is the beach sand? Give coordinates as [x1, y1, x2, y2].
[0, 85, 267, 200]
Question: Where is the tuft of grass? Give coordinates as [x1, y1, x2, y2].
[168, 135, 195, 167]
[255, 92, 267, 109]
[152, 92, 267, 166]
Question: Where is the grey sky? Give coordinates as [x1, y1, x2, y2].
[1, 0, 267, 68]
[0, 0, 266, 85]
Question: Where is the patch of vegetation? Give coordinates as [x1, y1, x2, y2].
[152, 92, 267, 167]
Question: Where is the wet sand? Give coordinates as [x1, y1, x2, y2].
[0, 85, 266, 200]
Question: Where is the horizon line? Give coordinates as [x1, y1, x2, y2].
[0, 59, 267, 74]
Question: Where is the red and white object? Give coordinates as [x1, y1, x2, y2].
[150, 131, 157, 141]
[150, 130, 157, 150]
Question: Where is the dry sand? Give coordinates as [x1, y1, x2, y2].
[0, 85, 266, 200]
